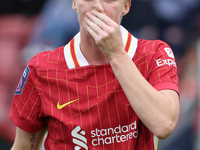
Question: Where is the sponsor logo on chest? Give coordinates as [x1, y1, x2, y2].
[71, 121, 138, 149]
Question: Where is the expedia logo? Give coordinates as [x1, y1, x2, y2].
[15, 65, 30, 95]
[71, 126, 88, 150]
[156, 58, 177, 68]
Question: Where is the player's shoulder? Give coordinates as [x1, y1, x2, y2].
[28, 46, 66, 69]
[134, 39, 177, 68]
[135, 39, 173, 59]
[137, 39, 170, 54]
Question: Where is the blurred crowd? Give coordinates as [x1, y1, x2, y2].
[0, 0, 200, 150]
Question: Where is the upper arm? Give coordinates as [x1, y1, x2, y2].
[11, 127, 46, 150]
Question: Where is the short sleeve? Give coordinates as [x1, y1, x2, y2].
[9, 56, 44, 133]
[148, 40, 179, 94]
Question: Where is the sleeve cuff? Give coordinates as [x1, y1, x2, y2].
[153, 82, 179, 94]
[9, 105, 44, 133]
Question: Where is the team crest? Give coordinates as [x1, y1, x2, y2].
[15, 66, 30, 95]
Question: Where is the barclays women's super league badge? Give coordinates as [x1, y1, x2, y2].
[15, 66, 30, 95]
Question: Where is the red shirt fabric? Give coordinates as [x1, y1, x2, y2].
[9, 26, 179, 150]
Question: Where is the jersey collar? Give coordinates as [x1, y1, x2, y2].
[64, 25, 138, 69]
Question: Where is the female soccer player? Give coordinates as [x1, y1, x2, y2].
[9, 0, 180, 149]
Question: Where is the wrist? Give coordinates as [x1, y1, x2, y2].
[109, 51, 131, 68]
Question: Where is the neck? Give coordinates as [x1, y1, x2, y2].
[79, 29, 109, 65]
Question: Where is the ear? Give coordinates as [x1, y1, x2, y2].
[72, 0, 77, 12]
[122, 0, 131, 16]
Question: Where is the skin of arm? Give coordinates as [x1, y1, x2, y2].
[11, 127, 46, 150]
[109, 53, 180, 139]
[85, 9, 180, 139]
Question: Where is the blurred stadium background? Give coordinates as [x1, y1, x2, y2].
[0, 0, 200, 150]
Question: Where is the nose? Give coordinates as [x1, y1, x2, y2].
[93, 0, 104, 13]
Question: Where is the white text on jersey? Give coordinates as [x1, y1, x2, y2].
[156, 58, 177, 68]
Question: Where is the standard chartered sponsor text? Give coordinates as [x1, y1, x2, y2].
[91, 121, 138, 146]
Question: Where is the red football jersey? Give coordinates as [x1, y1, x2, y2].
[9, 26, 179, 150]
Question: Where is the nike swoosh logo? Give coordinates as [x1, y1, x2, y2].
[57, 99, 78, 110]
